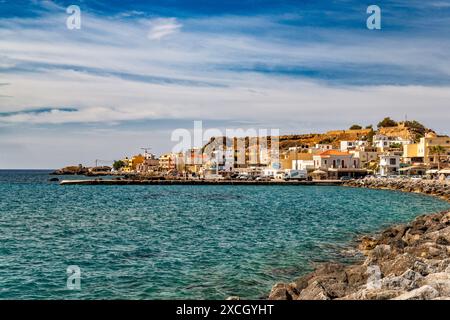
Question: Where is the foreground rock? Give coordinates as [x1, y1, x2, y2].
[268, 209, 450, 300]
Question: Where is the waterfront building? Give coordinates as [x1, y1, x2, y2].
[136, 153, 159, 173]
[313, 150, 359, 170]
[349, 148, 379, 168]
[280, 151, 313, 170]
[403, 133, 450, 165]
[291, 154, 315, 171]
[120, 154, 145, 173]
[184, 148, 204, 174]
[379, 153, 401, 176]
[159, 153, 177, 172]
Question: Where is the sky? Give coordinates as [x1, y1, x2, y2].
[0, 0, 449, 169]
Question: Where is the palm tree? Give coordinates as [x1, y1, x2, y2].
[429, 145, 446, 171]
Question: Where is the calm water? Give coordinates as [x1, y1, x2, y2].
[0, 170, 449, 299]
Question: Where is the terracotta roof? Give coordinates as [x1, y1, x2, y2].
[317, 150, 351, 157]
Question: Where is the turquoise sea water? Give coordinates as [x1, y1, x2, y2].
[0, 170, 449, 299]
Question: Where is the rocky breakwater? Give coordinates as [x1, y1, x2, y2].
[268, 209, 450, 300]
[268, 179, 450, 300]
[343, 178, 450, 202]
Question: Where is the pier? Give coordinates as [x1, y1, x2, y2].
[59, 179, 343, 186]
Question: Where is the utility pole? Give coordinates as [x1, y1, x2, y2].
[95, 159, 114, 168]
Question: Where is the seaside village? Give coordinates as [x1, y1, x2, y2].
[68, 118, 450, 181]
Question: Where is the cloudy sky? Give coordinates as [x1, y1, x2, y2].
[0, 0, 449, 168]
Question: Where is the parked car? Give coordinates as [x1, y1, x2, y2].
[340, 176, 353, 181]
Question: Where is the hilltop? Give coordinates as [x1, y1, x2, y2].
[203, 118, 435, 152]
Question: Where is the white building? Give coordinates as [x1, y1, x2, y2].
[292, 159, 315, 170]
[313, 150, 360, 170]
[373, 134, 413, 151]
[379, 153, 401, 176]
[314, 144, 333, 151]
[340, 140, 368, 151]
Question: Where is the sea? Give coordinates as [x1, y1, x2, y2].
[0, 170, 449, 299]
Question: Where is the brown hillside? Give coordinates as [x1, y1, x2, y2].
[202, 121, 433, 151]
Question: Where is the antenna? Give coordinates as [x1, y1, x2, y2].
[141, 147, 152, 158]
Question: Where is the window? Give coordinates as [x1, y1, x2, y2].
[390, 158, 397, 165]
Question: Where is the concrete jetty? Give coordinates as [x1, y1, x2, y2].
[60, 179, 343, 186]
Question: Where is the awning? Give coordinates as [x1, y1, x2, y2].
[426, 169, 439, 174]
[438, 169, 450, 174]
[312, 170, 327, 175]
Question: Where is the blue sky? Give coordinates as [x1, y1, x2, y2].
[0, 0, 450, 168]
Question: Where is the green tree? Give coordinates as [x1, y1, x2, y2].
[429, 145, 446, 170]
[113, 160, 125, 171]
[349, 124, 362, 130]
[390, 142, 402, 149]
[404, 120, 426, 132]
[366, 129, 375, 143]
[377, 117, 397, 128]
[365, 124, 373, 129]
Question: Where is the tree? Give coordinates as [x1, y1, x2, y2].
[404, 120, 426, 132]
[390, 142, 402, 149]
[377, 117, 397, 128]
[429, 145, 446, 170]
[365, 124, 373, 129]
[366, 129, 375, 143]
[113, 160, 125, 171]
[349, 124, 362, 130]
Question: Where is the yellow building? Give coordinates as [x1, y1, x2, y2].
[403, 133, 450, 164]
[159, 153, 176, 171]
[280, 151, 314, 170]
[121, 154, 145, 172]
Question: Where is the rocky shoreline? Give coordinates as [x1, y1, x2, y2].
[267, 179, 450, 300]
[343, 178, 450, 202]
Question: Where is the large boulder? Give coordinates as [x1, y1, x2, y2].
[268, 283, 299, 300]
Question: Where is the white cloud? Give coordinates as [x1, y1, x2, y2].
[0, 8, 450, 168]
[147, 18, 182, 40]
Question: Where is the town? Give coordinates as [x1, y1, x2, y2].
[53, 117, 450, 182]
